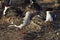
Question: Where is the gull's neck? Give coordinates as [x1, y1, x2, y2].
[46, 11, 50, 14]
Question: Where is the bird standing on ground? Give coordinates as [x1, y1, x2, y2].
[45, 8, 56, 22]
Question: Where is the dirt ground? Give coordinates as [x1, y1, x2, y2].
[0, 0, 60, 40]
[0, 14, 60, 40]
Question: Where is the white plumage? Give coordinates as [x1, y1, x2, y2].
[8, 11, 31, 29]
[45, 11, 53, 21]
[3, 6, 9, 16]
